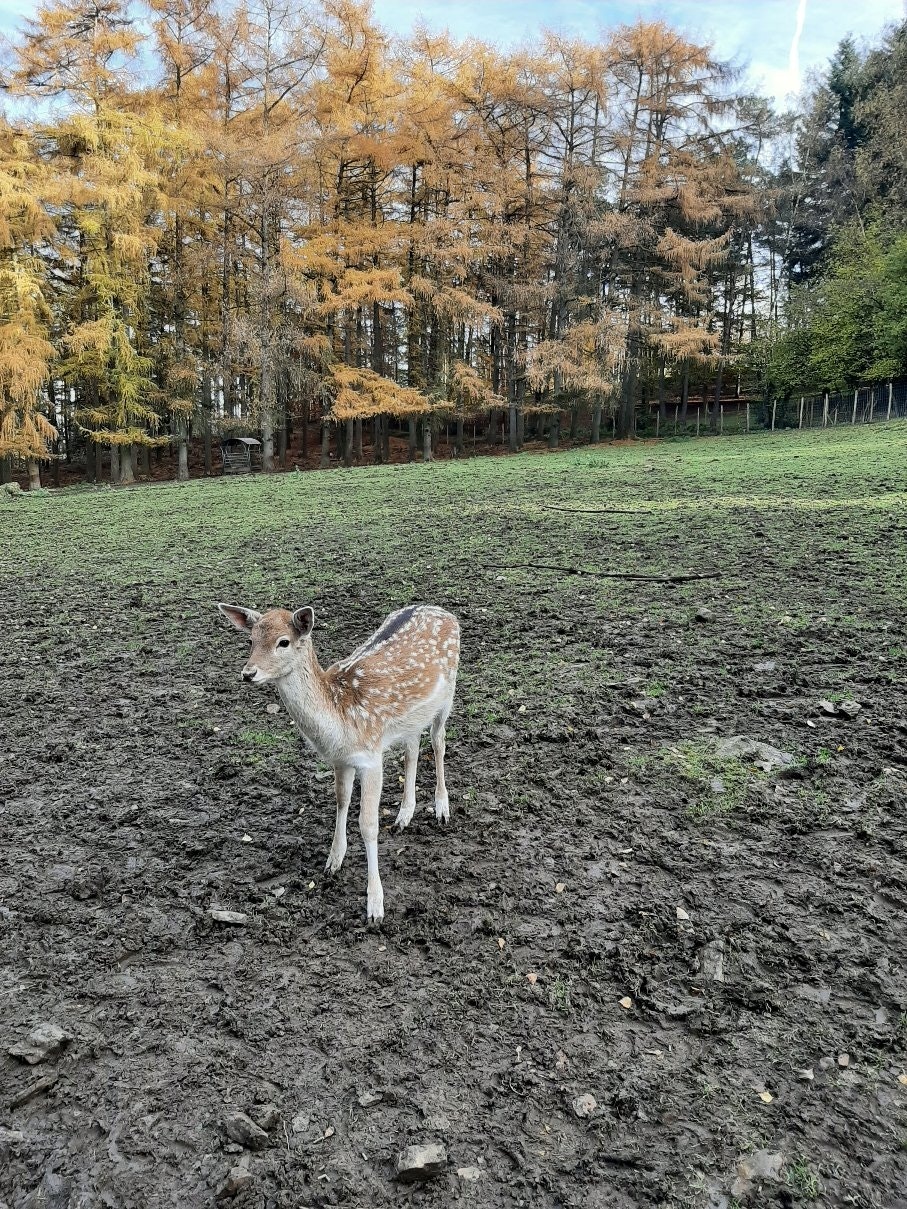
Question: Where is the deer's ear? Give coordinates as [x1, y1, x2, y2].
[218, 604, 262, 633]
[291, 606, 315, 637]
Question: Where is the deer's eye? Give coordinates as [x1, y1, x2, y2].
[276, 637, 291, 649]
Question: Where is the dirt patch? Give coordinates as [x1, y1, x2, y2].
[2, 428, 906, 1208]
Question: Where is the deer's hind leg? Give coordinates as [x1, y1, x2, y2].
[394, 735, 419, 831]
[431, 700, 453, 823]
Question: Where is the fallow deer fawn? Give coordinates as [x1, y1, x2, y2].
[217, 602, 460, 922]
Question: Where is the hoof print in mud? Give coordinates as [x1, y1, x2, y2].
[395, 1141, 448, 1183]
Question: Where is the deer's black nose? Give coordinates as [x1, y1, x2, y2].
[242, 667, 257, 683]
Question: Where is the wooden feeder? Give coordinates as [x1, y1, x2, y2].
[219, 436, 262, 475]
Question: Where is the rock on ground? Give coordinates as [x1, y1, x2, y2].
[395, 1142, 448, 1183]
[713, 735, 794, 772]
[222, 1112, 269, 1151]
[8, 1024, 69, 1066]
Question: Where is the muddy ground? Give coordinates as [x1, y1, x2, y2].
[2, 426, 906, 1209]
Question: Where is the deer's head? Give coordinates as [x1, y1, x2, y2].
[217, 604, 315, 685]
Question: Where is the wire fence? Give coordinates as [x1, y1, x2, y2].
[641, 379, 907, 439]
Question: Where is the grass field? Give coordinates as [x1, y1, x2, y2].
[2, 424, 907, 1208]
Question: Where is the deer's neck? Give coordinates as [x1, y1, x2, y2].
[277, 643, 340, 758]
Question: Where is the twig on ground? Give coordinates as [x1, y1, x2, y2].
[545, 505, 652, 515]
[490, 563, 720, 583]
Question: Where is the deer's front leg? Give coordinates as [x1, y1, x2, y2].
[326, 764, 354, 874]
[358, 762, 384, 923]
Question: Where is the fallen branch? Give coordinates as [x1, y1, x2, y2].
[546, 505, 652, 515]
[489, 563, 720, 583]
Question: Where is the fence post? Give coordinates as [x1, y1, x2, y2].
[720, 404, 724, 434]
[887, 381, 893, 421]
[771, 400, 777, 431]
[696, 406, 700, 436]
[823, 392, 828, 427]
[674, 404, 678, 435]
[869, 390, 875, 423]
[852, 389, 858, 425]
[746, 402, 750, 433]
[799, 397, 804, 429]
[655, 409, 660, 438]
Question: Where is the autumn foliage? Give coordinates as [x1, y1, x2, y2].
[0, 0, 763, 483]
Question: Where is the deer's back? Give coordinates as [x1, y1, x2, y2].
[325, 605, 459, 746]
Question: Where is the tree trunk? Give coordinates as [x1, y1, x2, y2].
[110, 444, 121, 485]
[121, 444, 136, 485]
[140, 443, 151, 477]
[548, 411, 561, 450]
[277, 417, 287, 468]
[27, 460, 41, 490]
[408, 418, 417, 462]
[95, 442, 103, 482]
[177, 424, 189, 482]
[343, 419, 354, 467]
[353, 417, 363, 461]
[591, 402, 602, 443]
[455, 417, 464, 457]
[320, 420, 331, 468]
[422, 419, 433, 462]
[203, 378, 213, 475]
[680, 363, 690, 429]
[261, 411, 274, 471]
[301, 402, 309, 460]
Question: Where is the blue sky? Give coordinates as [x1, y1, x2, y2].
[0, 0, 904, 108]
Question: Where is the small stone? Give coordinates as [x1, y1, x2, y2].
[291, 1114, 310, 1134]
[619, 996, 633, 1010]
[797, 1068, 815, 1080]
[838, 1053, 850, 1067]
[838, 700, 861, 718]
[8, 1023, 69, 1066]
[753, 660, 776, 672]
[216, 1163, 253, 1200]
[696, 939, 725, 983]
[818, 699, 837, 715]
[676, 906, 690, 921]
[209, 909, 248, 926]
[731, 1149, 784, 1196]
[457, 1166, 483, 1181]
[266, 703, 280, 714]
[0, 1128, 24, 1154]
[395, 1142, 447, 1183]
[572, 1093, 597, 1119]
[357, 1090, 382, 1108]
[251, 1103, 280, 1131]
[713, 735, 794, 772]
[694, 606, 714, 623]
[223, 1111, 269, 1150]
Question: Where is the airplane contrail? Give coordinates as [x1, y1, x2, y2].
[788, 0, 808, 88]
